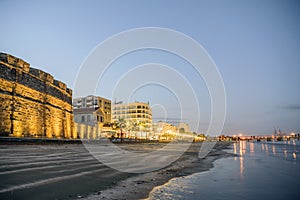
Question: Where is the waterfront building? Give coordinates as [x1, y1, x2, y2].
[112, 101, 152, 124]
[73, 95, 111, 124]
[194, 133, 206, 142]
[152, 121, 177, 141]
[73, 107, 107, 126]
[177, 122, 190, 133]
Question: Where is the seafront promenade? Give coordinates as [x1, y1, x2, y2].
[0, 136, 156, 144]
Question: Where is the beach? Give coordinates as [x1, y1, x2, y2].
[84, 142, 233, 200]
[0, 141, 232, 200]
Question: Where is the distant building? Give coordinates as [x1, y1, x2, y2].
[152, 121, 177, 141]
[73, 95, 111, 124]
[153, 121, 177, 134]
[194, 133, 206, 142]
[177, 122, 190, 133]
[112, 101, 152, 124]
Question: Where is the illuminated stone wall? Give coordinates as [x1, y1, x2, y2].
[74, 122, 103, 139]
[0, 53, 75, 138]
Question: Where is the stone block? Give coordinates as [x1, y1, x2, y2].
[0, 53, 30, 72]
[54, 79, 67, 90]
[29, 68, 54, 83]
[66, 88, 72, 96]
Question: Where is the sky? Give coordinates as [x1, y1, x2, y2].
[0, 0, 299, 135]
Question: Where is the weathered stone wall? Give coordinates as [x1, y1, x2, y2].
[0, 53, 75, 138]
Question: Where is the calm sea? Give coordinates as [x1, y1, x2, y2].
[148, 140, 300, 200]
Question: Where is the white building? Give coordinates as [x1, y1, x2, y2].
[112, 101, 152, 124]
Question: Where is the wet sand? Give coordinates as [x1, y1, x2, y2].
[84, 142, 233, 200]
[0, 141, 233, 200]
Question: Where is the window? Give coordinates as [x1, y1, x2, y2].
[81, 116, 85, 122]
[87, 115, 91, 122]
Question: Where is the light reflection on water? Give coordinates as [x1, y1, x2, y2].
[148, 140, 300, 200]
[236, 140, 299, 177]
[249, 142, 254, 155]
[237, 140, 298, 161]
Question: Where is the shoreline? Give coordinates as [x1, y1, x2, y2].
[84, 142, 234, 200]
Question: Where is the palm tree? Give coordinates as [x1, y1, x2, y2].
[117, 118, 126, 139]
[131, 120, 140, 140]
[111, 117, 126, 139]
[137, 121, 151, 140]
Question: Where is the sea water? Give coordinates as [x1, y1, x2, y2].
[148, 140, 300, 200]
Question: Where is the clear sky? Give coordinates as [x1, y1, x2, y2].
[1, 0, 299, 135]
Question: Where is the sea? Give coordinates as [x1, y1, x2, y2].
[148, 140, 300, 200]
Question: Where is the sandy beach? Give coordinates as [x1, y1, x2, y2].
[0, 141, 233, 200]
[84, 142, 233, 200]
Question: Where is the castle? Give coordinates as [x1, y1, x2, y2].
[0, 53, 189, 140]
[0, 53, 75, 138]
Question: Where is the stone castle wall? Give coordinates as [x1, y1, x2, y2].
[0, 53, 76, 138]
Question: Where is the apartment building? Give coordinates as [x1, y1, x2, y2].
[73, 95, 111, 125]
[112, 101, 152, 124]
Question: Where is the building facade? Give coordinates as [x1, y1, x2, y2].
[112, 101, 152, 124]
[74, 107, 105, 126]
[153, 121, 177, 134]
[0, 53, 74, 138]
[177, 122, 190, 133]
[73, 95, 111, 124]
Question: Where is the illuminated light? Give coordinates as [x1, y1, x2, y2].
[291, 132, 295, 137]
[293, 152, 297, 160]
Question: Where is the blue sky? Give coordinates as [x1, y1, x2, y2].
[1, 0, 299, 135]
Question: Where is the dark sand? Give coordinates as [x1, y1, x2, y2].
[0, 141, 233, 200]
[84, 142, 234, 200]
